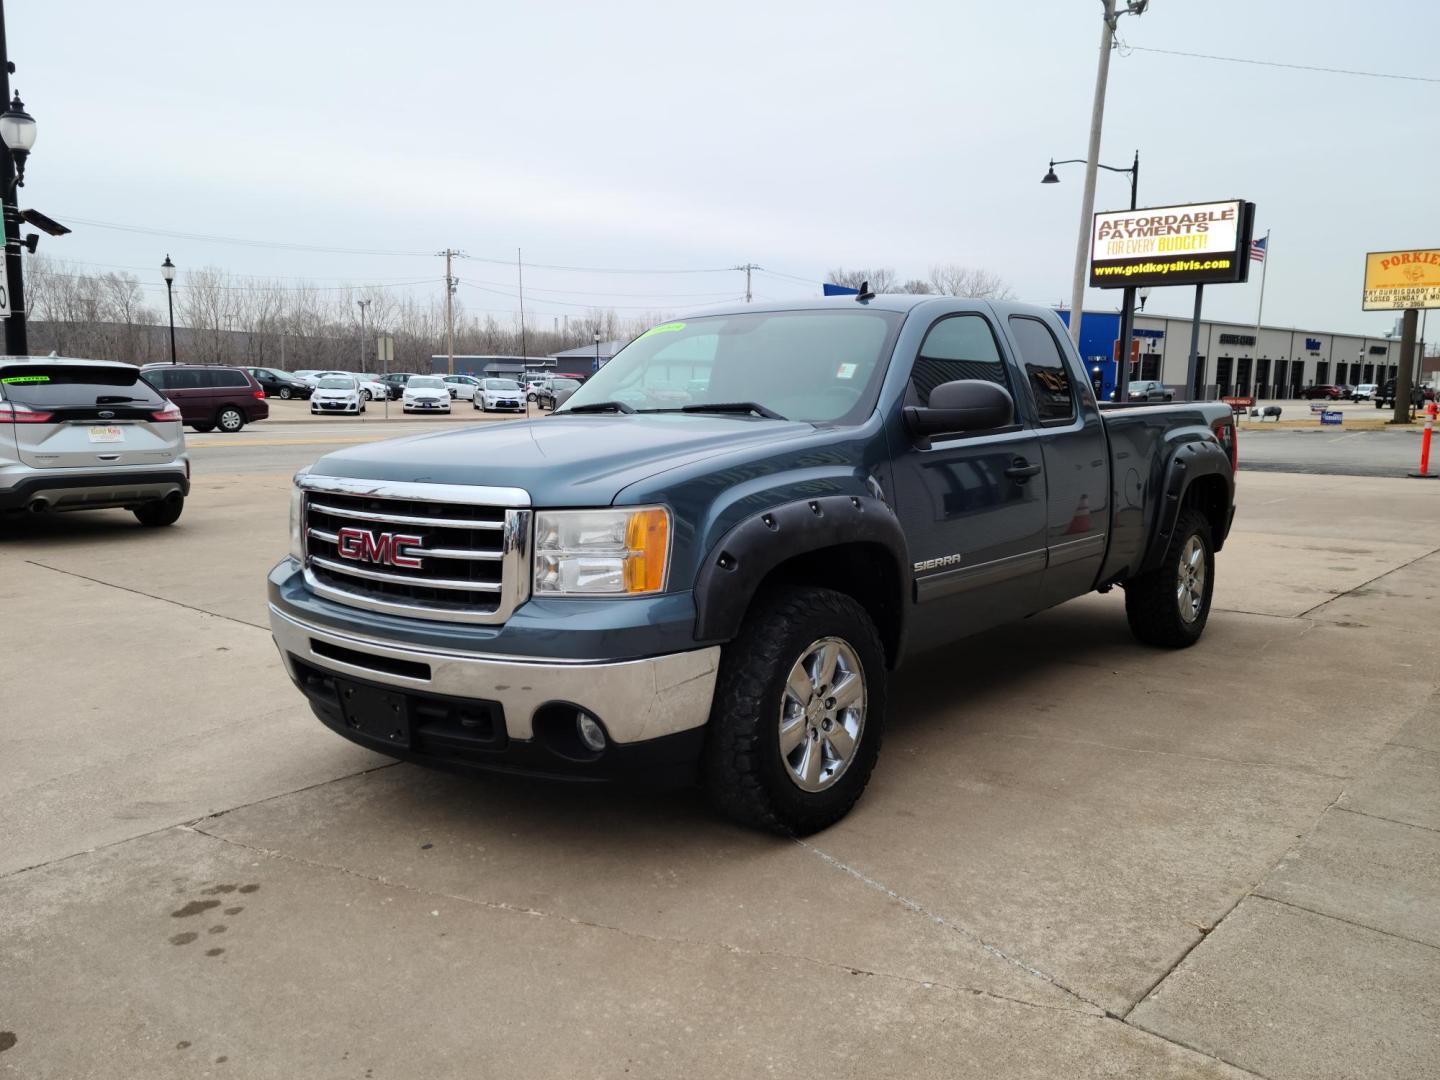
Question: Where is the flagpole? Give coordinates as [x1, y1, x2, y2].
[1252, 229, 1270, 394]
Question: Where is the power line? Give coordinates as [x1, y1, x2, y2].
[1120, 44, 1440, 84]
[456, 279, 745, 311]
[34, 266, 442, 293]
[54, 215, 436, 256]
[456, 252, 735, 275]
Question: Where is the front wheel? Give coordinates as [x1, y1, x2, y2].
[361, 389, 372, 401]
[703, 586, 886, 835]
[279, 387, 293, 400]
[1123, 508, 1214, 648]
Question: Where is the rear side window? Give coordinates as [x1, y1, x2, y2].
[906, 314, 1009, 407]
[208, 369, 250, 388]
[0, 364, 163, 406]
[1008, 316, 1076, 424]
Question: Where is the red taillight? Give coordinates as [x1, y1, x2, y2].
[1213, 417, 1239, 470]
[253, 390, 266, 400]
[0, 401, 53, 423]
[151, 404, 183, 422]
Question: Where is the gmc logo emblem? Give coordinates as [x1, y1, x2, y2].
[335, 526, 424, 569]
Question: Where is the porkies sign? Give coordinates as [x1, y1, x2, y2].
[1090, 200, 1255, 289]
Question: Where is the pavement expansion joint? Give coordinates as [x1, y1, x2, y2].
[1246, 893, 1440, 954]
[792, 839, 1110, 1016]
[23, 559, 269, 631]
[1294, 542, 1440, 619]
[1333, 803, 1440, 835]
[182, 822, 1087, 1016]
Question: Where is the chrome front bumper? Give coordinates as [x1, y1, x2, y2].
[269, 604, 720, 744]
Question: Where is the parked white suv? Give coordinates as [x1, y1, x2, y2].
[0, 357, 189, 525]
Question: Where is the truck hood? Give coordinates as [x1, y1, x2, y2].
[309, 413, 813, 505]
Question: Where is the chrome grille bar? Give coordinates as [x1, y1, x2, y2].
[298, 474, 531, 625]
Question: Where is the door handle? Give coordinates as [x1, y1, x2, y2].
[1004, 457, 1042, 482]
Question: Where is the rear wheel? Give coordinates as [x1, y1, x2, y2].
[703, 586, 886, 835]
[1123, 508, 1214, 648]
[134, 496, 184, 527]
[217, 408, 245, 433]
[191, 423, 214, 433]
[279, 387, 293, 400]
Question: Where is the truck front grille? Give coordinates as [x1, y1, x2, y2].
[298, 475, 531, 624]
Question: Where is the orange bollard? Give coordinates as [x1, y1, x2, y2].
[1410, 402, 1438, 479]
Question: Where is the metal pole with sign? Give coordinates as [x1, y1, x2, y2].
[1361, 249, 1440, 425]
[1089, 198, 1255, 403]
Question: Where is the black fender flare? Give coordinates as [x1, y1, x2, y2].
[1141, 439, 1234, 571]
[692, 494, 910, 647]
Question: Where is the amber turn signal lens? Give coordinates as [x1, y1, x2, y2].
[623, 508, 670, 593]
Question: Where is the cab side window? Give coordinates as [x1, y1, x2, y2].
[143, 368, 170, 390]
[1008, 316, 1076, 424]
[905, 314, 1011, 408]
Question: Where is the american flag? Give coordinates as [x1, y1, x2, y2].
[1250, 235, 1268, 263]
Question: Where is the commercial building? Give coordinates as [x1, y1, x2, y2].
[546, 339, 627, 372]
[428, 355, 556, 378]
[1059, 309, 1423, 400]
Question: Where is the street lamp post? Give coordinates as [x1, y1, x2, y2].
[0, 0, 39, 356]
[161, 255, 177, 364]
[1044, 150, 1139, 400]
[593, 330, 601, 372]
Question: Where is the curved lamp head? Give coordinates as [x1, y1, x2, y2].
[161, 255, 176, 283]
[0, 92, 36, 186]
[1041, 160, 1060, 184]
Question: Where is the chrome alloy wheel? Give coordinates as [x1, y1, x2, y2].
[1176, 534, 1207, 624]
[779, 637, 866, 792]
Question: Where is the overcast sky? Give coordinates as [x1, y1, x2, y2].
[12, 0, 1438, 336]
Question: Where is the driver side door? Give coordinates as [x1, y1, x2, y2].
[888, 312, 1047, 652]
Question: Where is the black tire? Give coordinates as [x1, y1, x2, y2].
[361, 389, 372, 401]
[526, 391, 537, 402]
[216, 407, 245, 433]
[359, 402, 366, 414]
[279, 387, 293, 400]
[703, 586, 887, 835]
[134, 496, 184, 527]
[1123, 507, 1214, 648]
[190, 423, 214, 433]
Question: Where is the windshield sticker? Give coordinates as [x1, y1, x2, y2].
[1, 374, 51, 383]
[640, 321, 686, 338]
[836, 363, 857, 380]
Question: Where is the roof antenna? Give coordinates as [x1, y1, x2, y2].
[857, 280, 875, 302]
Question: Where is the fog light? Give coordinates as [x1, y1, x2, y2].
[576, 712, 607, 753]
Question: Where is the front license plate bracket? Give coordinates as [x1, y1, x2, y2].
[337, 679, 411, 747]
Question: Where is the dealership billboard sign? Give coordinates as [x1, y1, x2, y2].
[1362, 249, 1440, 311]
[1089, 200, 1254, 289]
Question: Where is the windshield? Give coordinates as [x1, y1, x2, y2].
[560, 310, 903, 423]
[485, 379, 520, 390]
[409, 377, 445, 389]
[318, 377, 355, 390]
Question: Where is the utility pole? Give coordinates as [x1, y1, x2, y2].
[356, 299, 369, 371]
[517, 247, 528, 360]
[1066, 0, 1149, 346]
[734, 263, 760, 303]
[1395, 307, 1419, 425]
[441, 248, 459, 375]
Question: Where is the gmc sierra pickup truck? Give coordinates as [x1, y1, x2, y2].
[269, 295, 1236, 834]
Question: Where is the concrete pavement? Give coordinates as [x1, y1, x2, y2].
[2, 464, 1439, 1078]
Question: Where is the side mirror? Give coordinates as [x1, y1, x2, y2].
[903, 379, 1015, 443]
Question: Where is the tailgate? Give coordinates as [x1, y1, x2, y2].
[1, 363, 182, 470]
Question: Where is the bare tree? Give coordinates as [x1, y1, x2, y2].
[928, 263, 1015, 300]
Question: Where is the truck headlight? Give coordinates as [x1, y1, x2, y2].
[289, 469, 310, 561]
[533, 507, 670, 596]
